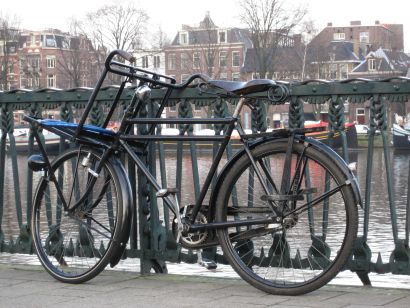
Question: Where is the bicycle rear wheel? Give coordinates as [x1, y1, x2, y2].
[215, 139, 358, 295]
[31, 147, 125, 283]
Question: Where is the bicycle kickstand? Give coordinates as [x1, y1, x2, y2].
[197, 250, 217, 270]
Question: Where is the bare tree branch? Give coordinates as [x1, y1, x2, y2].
[239, 0, 307, 79]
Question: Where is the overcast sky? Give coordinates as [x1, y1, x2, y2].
[1, 0, 409, 51]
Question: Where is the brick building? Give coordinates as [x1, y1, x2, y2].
[164, 12, 252, 83]
[163, 13, 307, 131]
[306, 21, 404, 80]
[0, 28, 99, 91]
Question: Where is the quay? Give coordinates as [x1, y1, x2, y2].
[0, 264, 409, 308]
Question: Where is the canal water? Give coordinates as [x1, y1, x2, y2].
[1, 147, 410, 289]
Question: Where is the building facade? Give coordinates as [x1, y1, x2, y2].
[0, 28, 99, 91]
[306, 21, 404, 80]
[164, 13, 252, 83]
[133, 48, 166, 76]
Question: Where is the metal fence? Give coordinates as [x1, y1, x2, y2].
[1, 77, 410, 284]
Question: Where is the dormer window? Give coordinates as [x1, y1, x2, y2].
[218, 30, 227, 43]
[179, 32, 189, 45]
[333, 32, 345, 41]
[368, 58, 376, 71]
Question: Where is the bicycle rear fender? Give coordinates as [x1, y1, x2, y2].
[208, 136, 362, 221]
[302, 136, 362, 209]
[109, 158, 133, 268]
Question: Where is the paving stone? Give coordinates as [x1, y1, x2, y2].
[1, 264, 410, 308]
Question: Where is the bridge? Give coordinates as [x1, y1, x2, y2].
[1, 77, 410, 287]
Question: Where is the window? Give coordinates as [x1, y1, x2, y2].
[219, 72, 227, 80]
[206, 52, 214, 68]
[218, 30, 227, 43]
[181, 53, 190, 70]
[333, 32, 345, 40]
[232, 51, 240, 67]
[330, 64, 337, 79]
[360, 32, 369, 43]
[193, 52, 200, 69]
[29, 56, 40, 69]
[168, 54, 176, 70]
[219, 51, 227, 67]
[30, 35, 36, 46]
[179, 32, 188, 45]
[47, 74, 56, 88]
[232, 73, 240, 81]
[142, 56, 149, 68]
[8, 63, 14, 74]
[45, 35, 57, 47]
[46, 56, 56, 68]
[340, 64, 348, 79]
[153, 55, 161, 68]
[356, 108, 366, 124]
[368, 58, 376, 71]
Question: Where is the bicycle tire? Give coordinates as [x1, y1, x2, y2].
[31, 146, 125, 283]
[215, 139, 358, 295]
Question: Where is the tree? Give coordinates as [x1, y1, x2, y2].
[239, 0, 307, 79]
[0, 13, 20, 91]
[83, 3, 148, 58]
[300, 19, 318, 80]
[57, 20, 98, 88]
[80, 3, 148, 84]
[189, 15, 224, 78]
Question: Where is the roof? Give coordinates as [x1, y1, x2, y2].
[171, 13, 252, 47]
[171, 27, 252, 47]
[351, 48, 410, 74]
[307, 41, 363, 64]
[242, 47, 303, 73]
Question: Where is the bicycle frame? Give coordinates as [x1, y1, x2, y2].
[26, 49, 360, 239]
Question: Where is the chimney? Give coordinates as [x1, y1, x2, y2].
[375, 20, 380, 25]
[350, 21, 361, 26]
[327, 22, 333, 27]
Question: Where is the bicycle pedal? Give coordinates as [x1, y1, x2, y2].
[198, 258, 217, 270]
[156, 188, 179, 198]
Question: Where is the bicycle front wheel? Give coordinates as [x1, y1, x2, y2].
[31, 147, 125, 283]
[215, 139, 358, 295]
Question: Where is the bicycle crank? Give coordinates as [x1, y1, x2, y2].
[172, 205, 209, 249]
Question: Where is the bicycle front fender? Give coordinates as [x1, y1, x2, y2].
[109, 158, 133, 268]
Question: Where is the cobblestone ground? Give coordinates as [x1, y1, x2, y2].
[1, 264, 410, 308]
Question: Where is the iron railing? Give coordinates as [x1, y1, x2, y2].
[1, 77, 410, 284]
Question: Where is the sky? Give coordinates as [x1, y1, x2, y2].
[1, 0, 409, 52]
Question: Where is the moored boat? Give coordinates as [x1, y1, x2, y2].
[4, 126, 61, 154]
[392, 114, 410, 149]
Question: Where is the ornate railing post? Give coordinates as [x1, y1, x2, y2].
[137, 96, 167, 274]
[0, 103, 12, 251]
[288, 96, 304, 129]
[328, 95, 348, 161]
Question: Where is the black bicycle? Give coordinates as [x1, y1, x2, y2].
[25, 50, 360, 295]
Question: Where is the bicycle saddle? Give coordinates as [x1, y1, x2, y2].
[207, 79, 275, 95]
